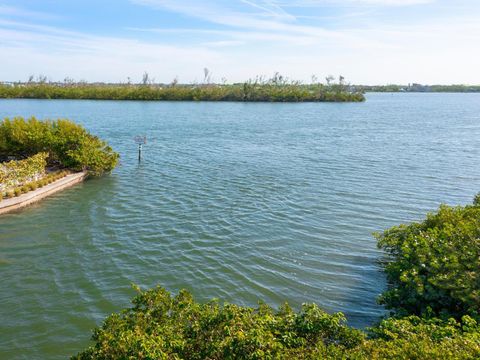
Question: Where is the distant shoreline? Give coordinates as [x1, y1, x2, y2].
[0, 83, 365, 102]
[359, 84, 480, 93]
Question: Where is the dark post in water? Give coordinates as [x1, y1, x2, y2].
[134, 136, 147, 162]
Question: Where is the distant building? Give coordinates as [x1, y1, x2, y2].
[409, 83, 431, 92]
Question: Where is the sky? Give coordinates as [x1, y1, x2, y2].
[0, 0, 479, 85]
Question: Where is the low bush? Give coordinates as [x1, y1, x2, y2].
[358, 316, 480, 359]
[0, 171, 68, 198]
[376, 198, 480, 319]
[73, 287, 480, 360]
[0, 152, 48, 190]
[73, 286, 364, 360]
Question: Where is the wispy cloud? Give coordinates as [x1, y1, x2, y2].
[277, 0, 435, 7]
[0, 18, 222, 82]
[240, 0, 296, 21]
[0, 0, 479, 84]
[344, 0, 434, 5]
[129, 0, 380, 49]
[131, 0, 295, 30]
[131, 0, 436, 26]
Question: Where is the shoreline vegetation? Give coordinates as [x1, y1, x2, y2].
[0, 74, 364, 102]
[1, 76, 478, 105]
[74, 196, 480, 359]
[359, 84, 480, 93]
[0, 117, 118, 204]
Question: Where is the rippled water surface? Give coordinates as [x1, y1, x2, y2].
[1, 93, 480, 359]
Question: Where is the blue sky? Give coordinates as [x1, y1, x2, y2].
[0, 0, 479, 84]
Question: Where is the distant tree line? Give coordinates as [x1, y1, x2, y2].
[0, 73, 364, 102]
[359, 83, 480, 93]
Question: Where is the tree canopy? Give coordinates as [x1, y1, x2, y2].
[0, 117, 119, 176]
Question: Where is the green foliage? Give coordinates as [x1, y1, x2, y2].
[0, 168, 77, 202]
[0, 117, 119, 176]
[473, 192, 480, 206]
[73, 286, 364, 360]
[0, 82, 365, 103]
[73, 287, 480, 360]
[376, 199, 480, 319]
[0, 152, 48, 190]
[358, 316, 480, 359]
[358, 84, 480, 93]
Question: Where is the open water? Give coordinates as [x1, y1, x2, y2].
[1, 93, 480, 359]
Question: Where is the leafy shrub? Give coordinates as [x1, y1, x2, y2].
[13, 188, 22, 197]
[376, 198, 480, 319]
[0, 117, 119, 176]
[73, 286, 480, 360]
[73, 286, 364, 360]
[473, 192, 480, 206]
[358, 316, 480, 359]
[6, 190, 14, 198]
[0, 152, 48, 190]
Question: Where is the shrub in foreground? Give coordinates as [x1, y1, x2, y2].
[73, 286, 364, 360]
[73, 287, 480, 360]
[360, 315, 480, 359]
[376, 200, 480, 319]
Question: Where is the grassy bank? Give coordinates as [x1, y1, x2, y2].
[0, 82, 365, 102]
[74, 196, 480, 359]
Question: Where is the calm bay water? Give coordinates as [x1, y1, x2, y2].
[1, 93, 480, 359]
